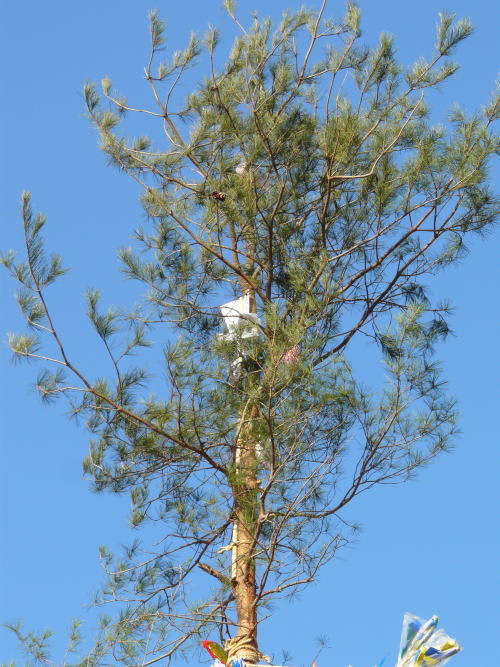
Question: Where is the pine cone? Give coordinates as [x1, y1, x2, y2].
[282, 345, 300, 364]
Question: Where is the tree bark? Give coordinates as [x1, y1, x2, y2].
[231, 401, 259, 663]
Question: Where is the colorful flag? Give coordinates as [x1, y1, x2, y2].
[397, 613, 460, 666]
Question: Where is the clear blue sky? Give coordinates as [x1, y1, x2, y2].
[0, 1, 498, 665]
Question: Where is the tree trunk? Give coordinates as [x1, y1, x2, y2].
[230, 291, 260, 664]
[230, 401, 259, 663]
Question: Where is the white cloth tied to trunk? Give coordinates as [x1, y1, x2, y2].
[220, 294, 261, 340]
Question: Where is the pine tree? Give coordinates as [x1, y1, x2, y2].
[3, 2, 499, 665]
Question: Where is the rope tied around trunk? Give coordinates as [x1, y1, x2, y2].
[224, 635, 270, 665]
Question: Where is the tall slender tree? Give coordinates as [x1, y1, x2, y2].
[3, 2, 499, 665]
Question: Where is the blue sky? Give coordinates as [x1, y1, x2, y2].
[0, 1, 498, 665]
